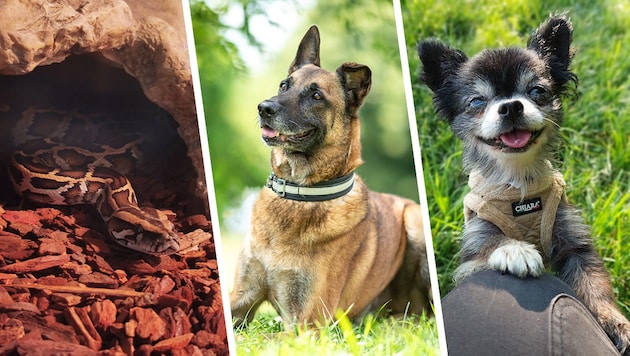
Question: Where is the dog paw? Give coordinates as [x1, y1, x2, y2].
[603, 318, 630, 355]
[487, 240, 543, 278]
[618, 330, 630, 356]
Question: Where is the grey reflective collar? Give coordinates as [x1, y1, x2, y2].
[265, 172, 355, 201]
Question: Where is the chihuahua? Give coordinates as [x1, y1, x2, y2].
[418, 15, 629, 353]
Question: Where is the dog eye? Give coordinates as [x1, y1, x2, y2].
[528, 86, 546, 98]
[279, 81, 288, 92]
[312, 92, 322, 100]
[469, 97, 486, 109]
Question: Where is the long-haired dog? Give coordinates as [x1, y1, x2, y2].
[418, 15, 629, 353]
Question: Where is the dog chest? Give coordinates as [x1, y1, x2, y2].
[464, 168, 566, 256]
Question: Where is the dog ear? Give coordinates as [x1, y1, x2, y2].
[336, 63, 372, 114]
[527, 15, 576, 86]
[417, 40, 468, 92]
[289, 25, 321, 74]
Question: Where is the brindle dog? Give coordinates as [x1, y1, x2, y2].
[230, 25, 432, 328]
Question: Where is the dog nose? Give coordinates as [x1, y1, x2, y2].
[498, 100, 524, 121]
[258, 100, 280, 118]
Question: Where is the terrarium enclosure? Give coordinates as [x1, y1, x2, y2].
[0, 0, 228, 354]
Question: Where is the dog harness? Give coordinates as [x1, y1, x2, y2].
[463, 163, 567, 257]
[266, 172, 355, 202]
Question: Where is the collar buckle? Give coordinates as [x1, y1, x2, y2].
[266, 174, 287, 197]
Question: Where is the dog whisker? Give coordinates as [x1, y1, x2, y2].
[543, 117, 561, 129]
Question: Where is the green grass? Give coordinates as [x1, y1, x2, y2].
[220, 1, 628, 354]
[403, 0, 630, 316]
[221, 232, 440, 355]
[234, 305, 439, 355]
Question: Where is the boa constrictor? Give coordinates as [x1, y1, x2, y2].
[8, 107, 181, 255]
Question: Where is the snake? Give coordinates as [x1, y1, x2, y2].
[7, 107, 181, 255]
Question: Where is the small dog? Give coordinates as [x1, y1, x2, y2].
[418, 15, 630, 353]
[230, 25, 431, 328]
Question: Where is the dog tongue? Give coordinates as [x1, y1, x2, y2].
[500, 130, 532, 148]
[262, 126, 278, 138]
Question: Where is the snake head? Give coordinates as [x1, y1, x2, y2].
[107, 206, 181, 255]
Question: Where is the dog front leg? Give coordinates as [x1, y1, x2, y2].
[230, 256, 268, 329]
[551, 206, 630, 354]
[268, 269, 315, 328]
[454, 217, 544, 283]
[557, 253, 630, 355]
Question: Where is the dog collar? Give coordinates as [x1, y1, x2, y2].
[265, 172, 355, 201]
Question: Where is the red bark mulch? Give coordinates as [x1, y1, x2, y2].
[0, 205, 228, 356]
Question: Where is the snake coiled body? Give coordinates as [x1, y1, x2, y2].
[8, 107, 181, 255]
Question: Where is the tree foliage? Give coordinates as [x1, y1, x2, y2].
[192, 0, 419, 221]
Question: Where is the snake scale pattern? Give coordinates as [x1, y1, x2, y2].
[8, 107, 182, 255]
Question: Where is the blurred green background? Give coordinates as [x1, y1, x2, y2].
[191, 0, 421, 285]
[191, 0, 630, 325]
[403, 0, 630, 316]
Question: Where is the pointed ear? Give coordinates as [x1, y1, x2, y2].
[288, 25, 321, 74]
[336, 62, 371, 114]
[527, 15, 575, 85]
[417, 40, 468, 92]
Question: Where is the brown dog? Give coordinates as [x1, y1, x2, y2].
[230, 25, 431, 328]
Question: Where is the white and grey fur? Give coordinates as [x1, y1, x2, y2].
[418, 15, 630, 353]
